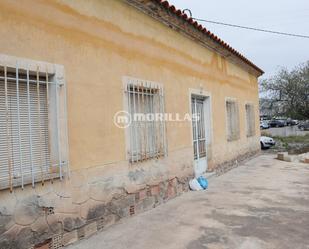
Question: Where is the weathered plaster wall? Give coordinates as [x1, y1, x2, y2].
[0, 0, 261, 248]
[0, 148, 193, 249]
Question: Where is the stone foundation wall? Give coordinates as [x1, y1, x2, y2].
[0, 148, 194, 249]
[0, 176, 191, 249]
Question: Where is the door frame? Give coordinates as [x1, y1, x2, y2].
[189, 88, 213, 176]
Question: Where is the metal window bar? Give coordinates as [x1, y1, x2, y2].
[145, 82, 149, 158]
[155, 85, 160, 158]
[160, 85, 165, 156]
[15, 64, 24, 189]
[137, 83, 142, 161]
[142, 82, 146, 160]
[36, 66, 44, 185]
[4, 66, 13, 192]
[155, 85, 159, 158]
[45, 68, 53, 183]
[0, 64, 64, 190]
[143, 82, 148, 160]
[160, 87, 165, 156]
[146, 82, 153, 158]
[63, 71, 70, 179]
[126, 81, 166, 163]
[157, 87, 162, 157]
[140, 82, 145, 160]
[132, 80, 137, 163]
[127, 82, 133, 163]
[150, 85, 156, 158]
[161, 86, 168, 157]
[26, 67, 34, 187]
[0, 75, 59, 85]
[134, 82, 139, 161]
[55, 76, 62, 180]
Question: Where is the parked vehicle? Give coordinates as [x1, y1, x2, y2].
[287, 118, 298, 126]
[268, 119, 286, 128]
[298, 121, 309, 131]
[260, 136, 276, 149]
[292, 120, 299, 125]
[260, 120, 269, 129]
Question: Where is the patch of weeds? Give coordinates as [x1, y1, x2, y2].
[273, 134, 309, 144]
[270, 134, 309, 154]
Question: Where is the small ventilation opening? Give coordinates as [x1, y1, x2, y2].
[129, 205, 135, 216]
[34, 239, 51, 249]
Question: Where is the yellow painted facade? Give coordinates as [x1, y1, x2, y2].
[0, 0, 260, 171]
[0, 1, 261, 247]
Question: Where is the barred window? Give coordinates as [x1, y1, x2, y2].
[125, 78, 167, 163]
[226, 99, 240, 141]
[245, 103, 255, 137]
[0, 56, 68, 190]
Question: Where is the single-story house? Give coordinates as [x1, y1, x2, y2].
[0, 0, 263, 248]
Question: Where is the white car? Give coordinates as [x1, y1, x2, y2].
[260, 136, 275, 149]
[260, 121, 269, 129]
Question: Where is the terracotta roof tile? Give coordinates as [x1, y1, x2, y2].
[153, 0, 264, 74]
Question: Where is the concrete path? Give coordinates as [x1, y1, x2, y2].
[68, 154, 309, 249]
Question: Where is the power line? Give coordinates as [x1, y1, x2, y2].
[192, 18, 309, 39]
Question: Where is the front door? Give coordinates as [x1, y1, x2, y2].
[191, 96, 207, 177]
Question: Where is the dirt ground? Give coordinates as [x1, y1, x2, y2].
[68, 154, 309, 249]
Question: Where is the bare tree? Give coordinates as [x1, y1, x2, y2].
[259, 61, 309, 120]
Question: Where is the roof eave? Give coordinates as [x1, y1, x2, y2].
[124, 0, 264, 77]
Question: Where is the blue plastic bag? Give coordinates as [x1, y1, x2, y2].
[197, 176, 208, 189]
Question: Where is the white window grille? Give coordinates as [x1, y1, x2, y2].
[245, 103, 255, 137]
[124, 77, 167, 163]
[226, 99, 240, 141]
[0, 55, 69, 191]
[191, 96, 207, 160]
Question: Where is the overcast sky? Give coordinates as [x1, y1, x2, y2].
[168, 0, 309, 79]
